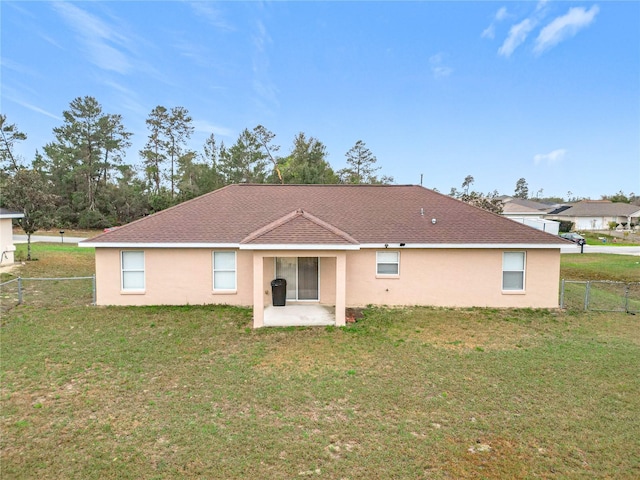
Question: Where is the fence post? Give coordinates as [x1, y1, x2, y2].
[560, 279, 565, 309]
[17, 277, 23, 305]
[584, 281, 591, 311]
[92, 274, 96, 306]
[624, 284, 630, 313]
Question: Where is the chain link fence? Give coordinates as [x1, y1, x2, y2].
[0, 276, 95, 312]
[560, 279, 640, 313]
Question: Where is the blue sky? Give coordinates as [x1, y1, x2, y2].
[2, 0, 638, 199]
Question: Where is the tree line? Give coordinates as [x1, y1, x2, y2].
[1, 96, 637, 245]
[0, 96, 393, 235]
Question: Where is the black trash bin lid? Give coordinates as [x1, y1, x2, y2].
[271, 278, 287, 286]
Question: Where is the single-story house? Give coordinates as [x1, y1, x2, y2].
[80, 184, 568, 328]
[547, 200, 640, 231]
[500, 197, 561, 234]
[500, 197, 557, 220]
[0, 208, 24, 265]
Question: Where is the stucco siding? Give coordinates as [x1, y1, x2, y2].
[95, 247, 560, 309]
[95, 248, 254, 306]
[345, 248, 560, 309]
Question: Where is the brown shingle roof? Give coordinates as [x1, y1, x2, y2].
[552, 200, 640, 217]
[83, 184, 564, 246]
[241, 209, 358, 245]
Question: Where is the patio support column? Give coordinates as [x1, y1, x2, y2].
[253, 253, 264, 328]
[335, 251, 346, 326]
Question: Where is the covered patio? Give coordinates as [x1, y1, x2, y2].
[248, 250, 348, 328]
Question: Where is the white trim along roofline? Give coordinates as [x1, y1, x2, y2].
[359, 243, 567, 249]
[79, 242, 566, 250]
[79, 242, 242, 249]
[0, 213, 25, 219]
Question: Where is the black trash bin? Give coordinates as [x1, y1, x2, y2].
[271, 278, 287, 306]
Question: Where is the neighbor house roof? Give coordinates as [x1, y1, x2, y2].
[501, 198, 555, 215]
[551, 200, 640, 218]
[0, 208, 24, 219]
[81, 184, 566, 248]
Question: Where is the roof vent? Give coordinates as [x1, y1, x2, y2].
[420, 208, 424, 216]
[432, 218, 437, 224]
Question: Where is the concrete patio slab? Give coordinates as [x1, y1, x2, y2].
[263, 304, 335, 327]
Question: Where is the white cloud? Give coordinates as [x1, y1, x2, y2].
[52, 2, 133, 74]
[481, 6, 508, 39]
[429, 53, 453, 78]
[481, 25, 495, 40]
[192, 120, 233, 138]
[495, 7, 509, 21]
[6, 97, 62, 121]
[189, 2, 234, 31]
[534, 149, 567, 165]
[534, 6, 599, 55]
[498, 18, 536, 57]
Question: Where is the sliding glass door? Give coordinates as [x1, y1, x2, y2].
[275, 257, 319, 301]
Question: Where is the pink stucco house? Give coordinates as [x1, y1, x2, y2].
[80, 184, 567, 327]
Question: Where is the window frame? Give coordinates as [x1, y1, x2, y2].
[121, 250, 145, 292]
[502, 251, 526, 292]
[212, 251, 237, 292]
[376, 251, 400, 277]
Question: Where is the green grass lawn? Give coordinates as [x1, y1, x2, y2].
[1, 244, 639, 478]
[561, 253, 640, 282]
[582, 231, 640, 247]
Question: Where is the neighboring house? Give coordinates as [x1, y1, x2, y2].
[547, 200, 640, 231]
[500, 197, 560, 235]
[500, 197, 556, 219]
[80, 185, 567, 328]
[0, 208, 24, 265]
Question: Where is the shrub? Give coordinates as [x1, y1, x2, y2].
[558, 221, 574, 233]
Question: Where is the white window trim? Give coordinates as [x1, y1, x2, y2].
[121, 250, 145, 292]
[213, 251, 237, 292]
[502, 251, 526, 292]
[376, 251, 400, 277]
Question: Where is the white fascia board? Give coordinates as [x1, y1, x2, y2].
[239, 244, 360, 251]
[0, 213, 25, 219]
[78, 242, 240, 249]
[359, 243, 566, 249]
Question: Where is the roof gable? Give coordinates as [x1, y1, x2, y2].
[241, 209, 358, 245]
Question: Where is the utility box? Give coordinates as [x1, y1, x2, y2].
[271, 278, 287, 306]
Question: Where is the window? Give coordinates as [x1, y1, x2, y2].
[376, 251, 399, 276]
[213, 251, 236, 291]
[121, 251, 145, 291]
[503, 252, 525, 291]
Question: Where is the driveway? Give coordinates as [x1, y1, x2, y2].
[13, 234, 88, 244]
[561, 244, 640, 256]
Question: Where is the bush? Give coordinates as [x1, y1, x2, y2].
[608, 221, 618, 231]
[558, 221, 574, 233]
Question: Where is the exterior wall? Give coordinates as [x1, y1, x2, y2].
[95, 248, 254, 306]
[571, 216, 637, 231]
[506, 217, 560, 235]
[345, 248, 560, 309]
[0, 218, 16, 264]
[95, 247, 561, 310]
